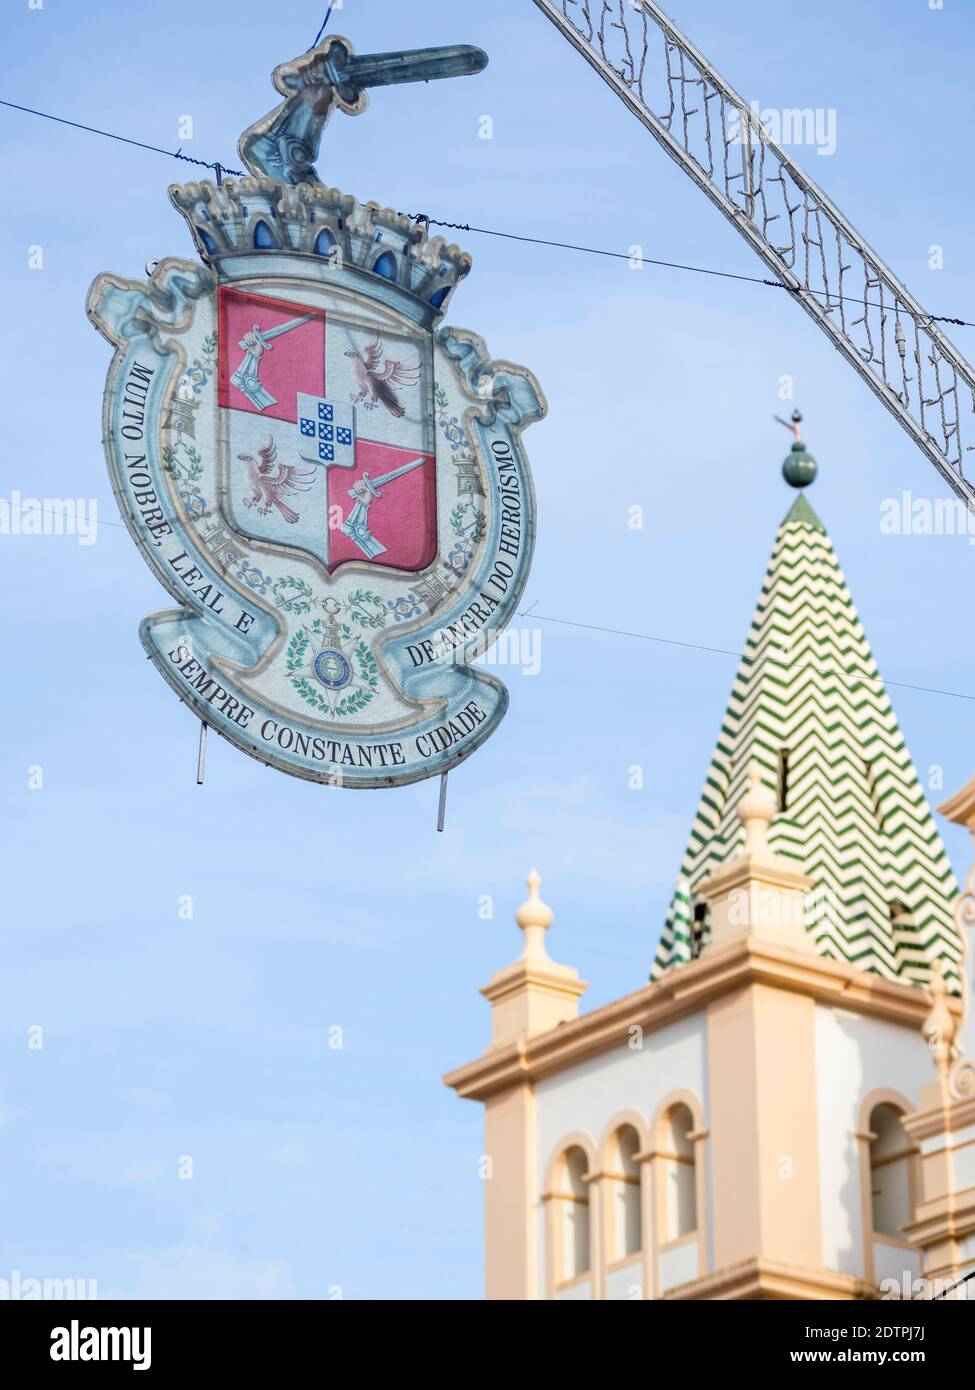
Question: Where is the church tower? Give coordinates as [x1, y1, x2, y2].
[654, 416, 960, 991]
[444, 421, 966, 1300]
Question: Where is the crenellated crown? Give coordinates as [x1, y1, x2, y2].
[168, 177, 472, 325]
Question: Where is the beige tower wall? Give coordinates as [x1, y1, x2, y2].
[708, 983, 822, 1271]
[484, 1084, 536, 1300]
[445, 801, 955, 1299]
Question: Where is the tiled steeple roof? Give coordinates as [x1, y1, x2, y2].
[653, 427, 962, 990]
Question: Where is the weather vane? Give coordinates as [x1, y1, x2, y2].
[87, 33, 544, 819]
[774, 408, 803, 443]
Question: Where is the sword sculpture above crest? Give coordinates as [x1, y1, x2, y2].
[239, 37, 488, 185]
[87, 33, 545, 793]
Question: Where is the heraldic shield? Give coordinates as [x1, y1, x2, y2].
[218, 288, 437, 575]
[86, 36, 544, 790]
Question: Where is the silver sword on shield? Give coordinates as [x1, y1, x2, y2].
[231, 314, 316, 410]
[340, 457, 426, 559]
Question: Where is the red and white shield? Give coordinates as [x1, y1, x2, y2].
[217, 287, 436, 573]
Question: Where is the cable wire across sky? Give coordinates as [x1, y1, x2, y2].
[6, 91, 973, 708]
[2, 95, 974, 329]
[0, 98, 245, 177]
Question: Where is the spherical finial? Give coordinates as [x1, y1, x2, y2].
[516, 869, 553, 959]
[738, 764, 776, 856]
[782, 411, 818, 488]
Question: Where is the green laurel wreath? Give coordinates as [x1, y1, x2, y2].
[286, 630, 378, 719]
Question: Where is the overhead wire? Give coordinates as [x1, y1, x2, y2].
[0, 98, 243, 177]
[4, 94, 973, 705]
[1, 96, 973, 328]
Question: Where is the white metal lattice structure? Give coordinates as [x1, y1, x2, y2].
[533, 0, 975, 511]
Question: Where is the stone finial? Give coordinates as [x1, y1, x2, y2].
[515, 869, 553, 961]
[697, 761, 813, 954]
[479, 870, 588, 1048]
[738, 764, 777, 858]
[923, 958, 957, 1079]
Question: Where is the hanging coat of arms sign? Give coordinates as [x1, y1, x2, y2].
[87, 36, 544, 788]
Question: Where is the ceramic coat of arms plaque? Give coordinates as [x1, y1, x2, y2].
[87, 35, 544, 788]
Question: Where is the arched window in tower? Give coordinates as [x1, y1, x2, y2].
[888, 901, 915, 959]
[777, 747, 790, 812]
[864, 758, 888, 829]
[691, 898, 709, 955]
[554, 1146, 591, 1283]
[372, 250, 397, 281]
[857, 1090, 921, 1289]
[607, 1125, 642, 1261]
[661, 1103, 697, 1240]
[651, 1095, 705, 1296]
[868, 1103, 916, 1240]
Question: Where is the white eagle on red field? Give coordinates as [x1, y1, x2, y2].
[345, 337, 420, 417]
[237, 437, 315, 524]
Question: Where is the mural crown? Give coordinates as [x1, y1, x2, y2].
[168, 178, 472, 326]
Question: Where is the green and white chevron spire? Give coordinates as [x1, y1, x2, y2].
[652, 419, 962, 991]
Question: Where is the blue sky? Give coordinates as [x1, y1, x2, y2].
[2, 0, 974, 1299]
